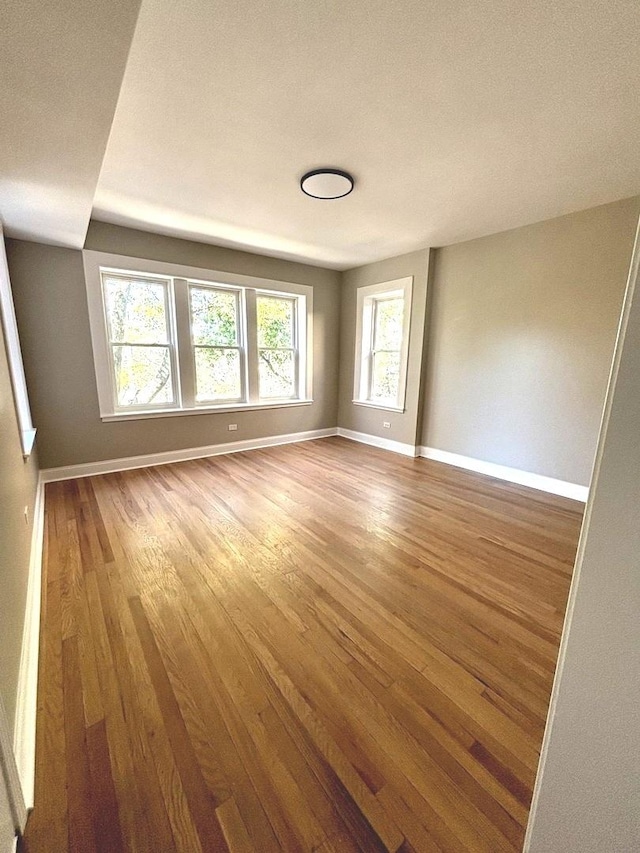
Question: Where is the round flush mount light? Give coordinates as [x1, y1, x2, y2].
[300, 168, 354, 199]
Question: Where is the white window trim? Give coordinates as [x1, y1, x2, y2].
[353, 276, 413, 412]
[0, 223, 36, 457]
[83, 251, 313, 421]
[102, 270, 180, 414]
[187, 283, 246, 407]
[256, 293, 300, 402]
[99, 399, 313, 422]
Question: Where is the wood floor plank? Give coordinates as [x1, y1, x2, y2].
[86, 719, 125, 853]
[24, 438, 582, 852]
[143, 598, 282, 852]
[84, 570, 166, 853]
[216, 797, 254, 853]
[101, 567, 201, 853]
[23, 528, 68, 852]
[62, 635, 97, 853]
[129, 596, 229, 852]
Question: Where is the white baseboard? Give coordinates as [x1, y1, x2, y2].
[337, 427, 418, 458]
[12, 475, 45, 816]
[40, 427, 339, 483]
[419, 446, 589, 502]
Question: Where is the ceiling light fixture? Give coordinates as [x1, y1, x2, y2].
[300, 168, 354, 199]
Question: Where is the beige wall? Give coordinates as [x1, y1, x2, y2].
[7, 223, 341, 469]
[526, 220, 640, 852]
[422, 197, 640, 485]
[338, 249, 430, 447]
[0, 317, 39, 737]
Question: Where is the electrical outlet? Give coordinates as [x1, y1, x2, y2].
[24, 506, 29, 525]
[228, 423, 238, 431]
[382, 421, 391, 429]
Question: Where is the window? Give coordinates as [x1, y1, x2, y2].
[353, 277, 413, 411]
[0, 223, 36, 456]
[83, 252, 312, 420]
[257, 295, 297, 399]
[190, 286, 243, 403]
[103, 273, 177, 410]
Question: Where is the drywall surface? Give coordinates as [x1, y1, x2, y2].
[338, 249, 430, 448]
[422, 197, 640, 484]
[0, 317, 38, 737]
[0, 0, 142, 247]
[526, 221, 640, 851]
[7, 224, 341, 468]
[0, 758, 13, 853]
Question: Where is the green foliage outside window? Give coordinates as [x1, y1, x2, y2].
[190, 287, 242, 401]
[104, 276, 174, 407]
[371, 296, 403, 403]
[257, 296, 296, 398]
[103, 277, 302, 408]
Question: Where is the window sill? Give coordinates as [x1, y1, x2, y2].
[352, 400, 405, 414]
[101, 399, 314, 422]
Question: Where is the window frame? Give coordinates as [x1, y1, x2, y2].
[256, 293, 299, 402]
[0, 222, 36, 457]
[353, 277, 413, 412]
[101, 270, 180, 414]
[188, 282, 246, 406]
[83, 251, 313, 421]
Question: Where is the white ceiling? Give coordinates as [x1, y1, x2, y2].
[3, 1, 640, 268]
[0, 0, 142, 248]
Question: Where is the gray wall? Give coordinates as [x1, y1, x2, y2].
[526, 220, 640, 852]
[0, 315, 39, 737]
[338, 249, 430, 447]
[421, 197, 640, 485]
[6, 200, 639, 486]
[7, 223, 341, 469]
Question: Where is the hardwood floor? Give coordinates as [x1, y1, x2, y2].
[23, 437, 583, 852]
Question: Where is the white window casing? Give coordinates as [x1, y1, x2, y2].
[83, 251, 313, 421]
[353, 276, 413, 413]
[101, 270, 179, 413]
[256, 294, 299, 401]
[0, 223, 36, 456]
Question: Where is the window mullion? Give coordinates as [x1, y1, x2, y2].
[292, 298, 300, 398]
[367, 300, 378, 401]
[245, 289, 259, 403]
[173, 278, 195, 408]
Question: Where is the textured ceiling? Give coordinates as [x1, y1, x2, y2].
[2, 1, 640, 267]
[0, 0, 142, 247]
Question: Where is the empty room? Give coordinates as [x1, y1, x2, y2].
[1, 1, 639, 852]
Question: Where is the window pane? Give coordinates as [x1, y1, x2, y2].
[371, 350, 400, 402]
[112, 345, 174, 407]
[191, 288, 238, 346]
[374, 297, 404, 350]
[195, 348, 241, 401]
[257, 296, 294, 348]
[258, 349, 295, 398]
[104, 276, 168, 344]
